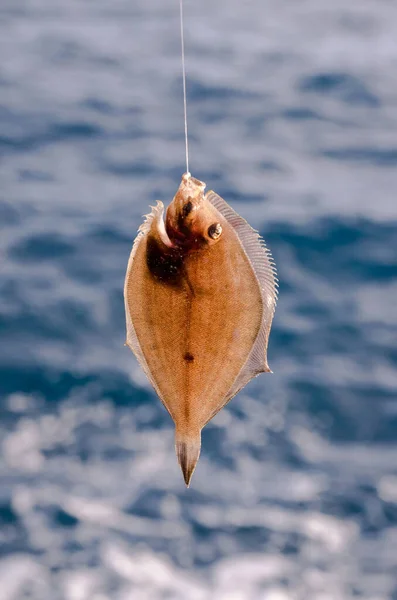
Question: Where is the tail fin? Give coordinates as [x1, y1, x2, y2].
[175, 428, 201, 487]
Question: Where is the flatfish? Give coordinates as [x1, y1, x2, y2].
[124, 173, 277, 486]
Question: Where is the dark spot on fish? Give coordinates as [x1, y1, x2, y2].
[208, 223, 222, 240]
[146, 235, 184, 285]
[177, 198, 193, 238]
[177, 441, 190, 485]
[184, 352, 194, 362]
[183, 200, 193, 217]
[178, 442, 187, 468]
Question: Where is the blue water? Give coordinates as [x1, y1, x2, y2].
[1, 0, 397, 598]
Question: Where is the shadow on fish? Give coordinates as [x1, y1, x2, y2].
[124, 173, 278, 486]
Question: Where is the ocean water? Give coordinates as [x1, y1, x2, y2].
[1, 0, 397, 598]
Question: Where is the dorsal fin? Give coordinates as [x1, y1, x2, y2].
[206, 190, 278, 402]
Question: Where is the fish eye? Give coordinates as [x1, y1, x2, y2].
[183, 200, 193, 217]
[208, 223, 222, 240]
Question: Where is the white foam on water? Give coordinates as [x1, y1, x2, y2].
[0, 556, 48, 600]
[0, 390, 394, 599]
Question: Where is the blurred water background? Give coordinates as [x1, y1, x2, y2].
[1, 0, 397, 598]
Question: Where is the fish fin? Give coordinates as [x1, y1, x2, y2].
[206, 190, 278, 398]
[175, 428, 201, 487]
[137, 200, 173, 246]
[124, 201, 172, 407]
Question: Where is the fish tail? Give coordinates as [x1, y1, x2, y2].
[175, 427, 201, 487]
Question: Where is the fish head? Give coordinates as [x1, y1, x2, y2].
[166, 173, 223, 248]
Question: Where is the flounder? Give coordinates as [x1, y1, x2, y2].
[124, 173, 277, 486]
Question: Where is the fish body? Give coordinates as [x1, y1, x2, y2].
[124, 174, 277, 486]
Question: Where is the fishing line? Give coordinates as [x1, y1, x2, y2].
[179, 0, 190, 176]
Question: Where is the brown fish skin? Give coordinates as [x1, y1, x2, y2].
[124, 173, 277, 486]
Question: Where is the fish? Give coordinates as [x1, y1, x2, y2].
[124, 173, 277, 486]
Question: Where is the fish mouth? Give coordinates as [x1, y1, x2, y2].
[164, 173, 208, 247]
[181, 172, 206, 191]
